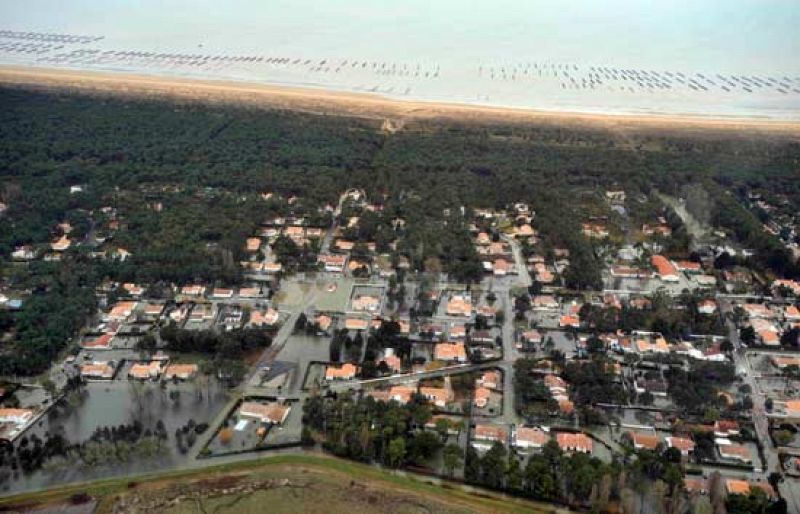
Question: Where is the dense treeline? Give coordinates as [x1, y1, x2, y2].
[0, 257, 99, 376]
[158, 325, 272, 383]
[711, 190, 800, 278]
[3, 87, 798, 257]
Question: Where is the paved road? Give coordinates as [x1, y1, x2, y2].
[719, 299, 800, 512]
[504, 236, 531, 289]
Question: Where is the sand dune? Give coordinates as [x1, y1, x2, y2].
[1, 65, 798, 137]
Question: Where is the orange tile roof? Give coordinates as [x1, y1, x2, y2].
[352, 295, 380, 311]
[773, 356, 800, 368]
[239, 401, 290, 424]
[684, 478, 707, 493]
[325, 363, 357, 380]
[446, 296, 473, 317]
[725, 479, 769, 496]
[434, 343, 467, 362]
[108, 301, 137, 320]
[665, 436, 695, 453]
[164, 364, 198, 379]
[559, 315, 580, 328]
[344, 318, 369, 331]
[675, 260, 701, 271]
[718, 443, 751, 461]
[381, 354, 402, 373]
[51, 235, 71, 251]
[515, 427, 550, 446]
[651, 255, 677, 279]
[387, 385, 415, 404]
[474, 424, 507, 441]
[246, 237, 261, 252]
[0, 408, 34, 423]
[419, 386, 453, 406]
[239, 287, 260, 298]
[80, 362, 115, 378]
[556, 432, 592, 453]
[479, 371, 500, 387]
[250, 309, 280, 326]
[315, 314, 333, 331]
[544, 375, 567, 388]
[474, 387, 491, 406]
[558, 399, 575, 414]
[83, 333, 114, 349]
[629, 431, 660, 450]
[129, 362, 162, 379]
[760, 330, 779, 345]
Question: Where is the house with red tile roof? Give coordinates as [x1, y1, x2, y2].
[318, 254, 347, 273]
[714, 420, 740, 438]
[434, 343, 467, 363]
[473, 424, 508, 446]
[379, 354, 402, 374]
[474, 387, 491, 408]
[743, 303, 774, 319]
[129, 361, 163, 380]
[446, 295, 473, 317]
[108, 301, 138, 321]
[181, 285, 206, 297]
[651, 255, 679, 282]
[675, 260, 702, 273]
[245, 237, 262, 252]
[80, 362, 116, 380]
[344, 318, 369, 331]
[513, 427, 550, 451]
[785, 305, 800, 322]
[716, 442, 752, 464]
[556, 432, 592, 453]
[532, 295, 559, 310]
[626, 431, 661, 451]
[163, 364, 198, 380]
[683, 478, 707, 494]
[239, 401, 290, 425]
[249, 308, 280, 327]
[477, 371, 501, 390]
[82, 333, 114, 350]
[325, 363, 357, 381]
[665, 436, 695, 456]
[559, 315, 580, 329]
[420, 383, 454, 408]
[725, 479, 775, 499]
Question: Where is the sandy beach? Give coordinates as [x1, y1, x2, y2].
[1, 65, 799, 137]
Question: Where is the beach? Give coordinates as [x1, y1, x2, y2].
[2, 65, 799, 138]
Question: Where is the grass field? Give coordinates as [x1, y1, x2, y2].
[0, 453, 570, 514]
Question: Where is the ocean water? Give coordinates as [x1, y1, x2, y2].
[2, 0, 799, 118]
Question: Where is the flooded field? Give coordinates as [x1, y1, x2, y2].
[1, 379, 230, 494]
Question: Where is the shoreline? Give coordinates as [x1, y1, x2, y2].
[1, 64, 799, 136]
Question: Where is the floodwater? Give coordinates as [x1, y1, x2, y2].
[0, 380, 229, 494]
[1, 0, 799, 118]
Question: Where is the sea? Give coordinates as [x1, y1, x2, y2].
[2, 0, 799, 119]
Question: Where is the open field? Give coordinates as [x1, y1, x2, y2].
[1, 66, 799, 138]
[0, 454, 569, 514]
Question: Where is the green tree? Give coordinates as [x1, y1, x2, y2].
[442, 443, 462, 477]
[387, 437, 406, 468]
